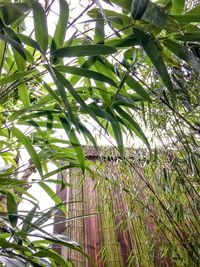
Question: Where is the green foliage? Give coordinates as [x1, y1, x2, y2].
[0, 0, 199, 265]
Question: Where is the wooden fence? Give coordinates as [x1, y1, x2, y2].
[53, 147, 179, 266]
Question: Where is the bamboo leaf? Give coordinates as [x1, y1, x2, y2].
[133, 28, 176, 105]
[31, 0, 48, 53]
[0, 3, 30, 26]
[143, 2, 180, 31]
[94, 12, 104, 44]
[34, 250, 69, 267]
[131, 0, 149, 20]
[7, 192, 18, 228]
[171, 14, 200, 25]
[53, 68, 101, 126]
[21, 203, 38, 233]
[115, 106, 151, 151]
[52, 44, 117, 58]
[59, 116, 85, 171]
[106, 35, 139, 47]
[39, 182, 67, 214]
[163, 39, 200, 74]
[106, 107, 124, 158]
[0, 32, 26, 60]
[11, 127, 43, 177]
[124, 74, 151, 102]
[56, 65, 118, 88]
[172, 0, 185, 14]
[0, 70, 35, 86]
[18, 83, 30, 107]
[53, 0, 69, 48]
[45, 64, 79, 130]
[79, 122, 97, 150]
[17, 33, 42, 52]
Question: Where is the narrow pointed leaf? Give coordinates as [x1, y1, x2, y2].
[18, 83, 30, 107]
[163, 39, 200, 74]
[53, 68, 101, 126]
[39, 182, 67, 214]
[172, 0, 185, 14]
[115, 106, 150, 151]
[59, 116, 85, 171]
[94, 12, 104, 43]
[7, 192, 18, 228]
[53, 45, 117, 58]
[133, 28, 176, 104]
[0, 70, 35, 86]
[11, 127, 43, 177]
[17, 33, 41, 51]
[124, 74, 151, 102]
[0, 32, 26, 60]
[53, 0, 69, 48]
[106, 107, 124, 158]
[34, 250, 69, 267]
[56, 65, 118, 87]
[0, 3, 30, 26]
[31, 0, 48, 53]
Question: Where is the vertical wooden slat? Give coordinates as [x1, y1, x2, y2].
[83, 177, 103, 267]
[53, 172, 68, 255]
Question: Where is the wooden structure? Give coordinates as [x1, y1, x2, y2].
[53, 147, 173, 267]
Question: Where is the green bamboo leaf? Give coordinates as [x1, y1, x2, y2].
[3, 28, 34, 65]
[115, 106, 151, 151]
[0, 3, 30, 26]
[106, 35, 139, 47]
[32, 232, 81, 250]
[31, 0, 48, 53]
[13, 49, 26, 71]
[79, 122, 97, 150]
[174, 32, 200, 42]
[59, 116, 85, 171]
[0, 239, 30, 253]
[7, 192, 18, 228]
[0, 32, 26, 60]
[171, 14, 200, 25]
[53, 68, 101, 126]
[43, 163, 79, 179]
[52, 44, 117, 58]
[131, 0, 149, 20]
[124, 74, 151, 102]
[47, 112, 53, 139]
[172, 0, 185, 14]
[0, 40, 6, 74]
[34, 76, 61, 104]
[34, 250, 69, 267]
[21, 203, 38, 233]
[185, 4, 200, 14]
[39, 182, 67, 214]
[90, 103, 124, 158]
[133, 28, 176, 105]
[109, 0, 132, 11]
[56, 65, 118, 88]
[105, 107, 124, 158]
[45, 64, 79, 129]
[18, 83, 30, 107]
[0, 178, 25, 188]
[0, 70, 35, 86]
[94, 12, 104, 44]
[163, 39, 200, 74]
[53, 0, 69, 48]
[143, 2, 180, 31]
[17, 33, 41, 51]
[11, 127, 43, 177]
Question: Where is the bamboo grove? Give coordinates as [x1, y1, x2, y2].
[0, 0, 199, 266]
